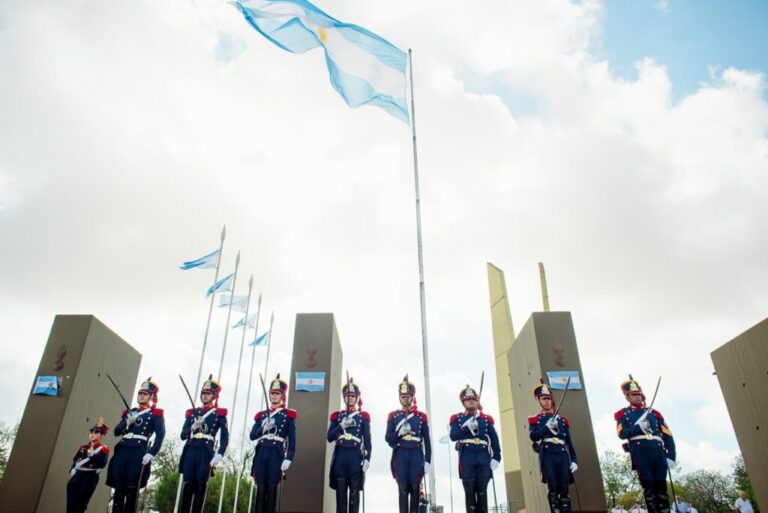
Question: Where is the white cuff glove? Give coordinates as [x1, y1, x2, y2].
[490, 460, 499, 471]
[570, 462, 578, 473]
[125, 412, 137, 427]
[546, 418, 559, 434]
[70, 468, 77, 477]
[667, 458, 676, 470]
[362, 460, 370, 473]
[191, 417, 204, 432]
[142, 453, 154, 466]
[210, 453, 223, 468]
[423, 462, 431, 475]
[261, 417, 275, 432]
[398, 424, 412, 437]
[280, 459, 291, 472]
[340, 417, 354, 429]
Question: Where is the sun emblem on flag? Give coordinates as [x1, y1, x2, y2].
[317, 27, 327, 44]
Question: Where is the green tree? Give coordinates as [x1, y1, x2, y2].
[733, 455, 759, 513]
[0, 421, 19, 480]
[679, 469, 734, 513]
[601, 450, 640, 507]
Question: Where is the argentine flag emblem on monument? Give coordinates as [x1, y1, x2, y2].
[295, 371, 326, 392]
[235, 0, 410, 123]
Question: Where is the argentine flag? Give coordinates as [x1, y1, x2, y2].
[206, 272, 235, 298]
[232, 313, 259, 329]
[180, 249, 220, 270]
[250, 330, 271, 347]
[235, 0, 410, 123]
[219, 294, 250, 313]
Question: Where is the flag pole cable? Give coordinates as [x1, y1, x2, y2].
[260, 312, 275, 410]
[195, 225, 226, 393]
[231, 283, 261, 513]
[408, 48, 437, 507]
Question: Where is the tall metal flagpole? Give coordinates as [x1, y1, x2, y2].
[217, 274, 254, 513]
[217, 251, 241, 379]
[232, 288, 263, 513]
[195, 225, 226, 393]
[408, 48, 437, 506]
[175, 226, 226, 513]
[260, 312, 275, 410]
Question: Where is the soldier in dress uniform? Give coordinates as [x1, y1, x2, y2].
[385, 375, 432, 513]
[449, 385, 501, 513]
[67, 417, 110, 513]
[106, 377, 165, 513]
[615, 376, 676, 513]
[327, 378, 372, 513]
[179, 375, 229, 513]
[528, 381, 578, 513]
[250, 373, 297, 513]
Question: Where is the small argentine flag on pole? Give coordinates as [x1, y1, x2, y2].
[234, 0, 409, 123]
[250, 330, 270, 347]
[219, 294, 250, 313]
[180, 249, 221, 270]
[206, 272, 235, 298]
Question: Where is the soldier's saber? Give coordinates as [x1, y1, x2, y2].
[105, 373, 131, 411]
[201, 440, 219, 511]
[259, 373, 271, 417]
[668, 467, 680, 513]
[491, 472, 499, 512]
[179, 374, 196, 409]
[475, 371, 485, 422]
[553, 376, 572, 418]
[637, 376, 662, 423]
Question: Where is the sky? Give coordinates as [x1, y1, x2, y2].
[1, 0, 767, 510]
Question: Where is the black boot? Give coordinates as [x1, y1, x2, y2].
[179, 482, 194, 513]
[463, 480, 477, 513]
[265, 484, 279, 513]
[409, 487, 420, 513]
[255, 484, 267, 513]
[123, 486, 138, 513]
[190, 482, 207, 513]
[112, 488, 126, 513]
[560, 495, 572, 513]
[398, 483, 409, 513]
[547, 488, 561, 513]
[476, 481, 489, 513]
[643, 485, 659, 513]
[336, 479, 349, 513]
[348, 473, 362, 513]
[656, 481, 671, 513]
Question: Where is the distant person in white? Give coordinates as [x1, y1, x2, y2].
[674, 498, 689, 513]
[613, 503, 628, 513]
[688, 503, 698, 513]
[630, 503, 647, 513]
[735, 492, 754, 513]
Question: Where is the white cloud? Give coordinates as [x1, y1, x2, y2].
[1, 0, 765, 510]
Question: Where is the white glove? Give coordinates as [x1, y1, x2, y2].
[70, 468, 77, 477]
[424, 462, 431, 475]
[125, 411, 138, 427]
[210, 453, 223, 468]
[468, 419, 479, 434]
[362, 460, 370, 473]
[667, 458, 676, 470]
[398, 423, 412, 437]
[636, 418, 650, 432]
[191, 417, 205, 432]
[281, 459, 291, 472]
[570, 462, 578, 473]
[490, 460, 499, 471]
[340, 416, 354, 429]
[546, 417, 559, 434]
[141, 453, 154, 466]
[261, 416, 275, 432]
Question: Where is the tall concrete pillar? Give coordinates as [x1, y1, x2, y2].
[0, 315, 141, 513]
[711, 317, 768, 511]
[487, 263, 521, 506]
[282, 313, 344, 513]
[508, 312, 606, 513]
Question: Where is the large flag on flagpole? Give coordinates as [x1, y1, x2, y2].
[206, 272, 235, 298]
[234, 0, 409, 123]
[180, 249, 221, 270]
[231, 313, 259, 329]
